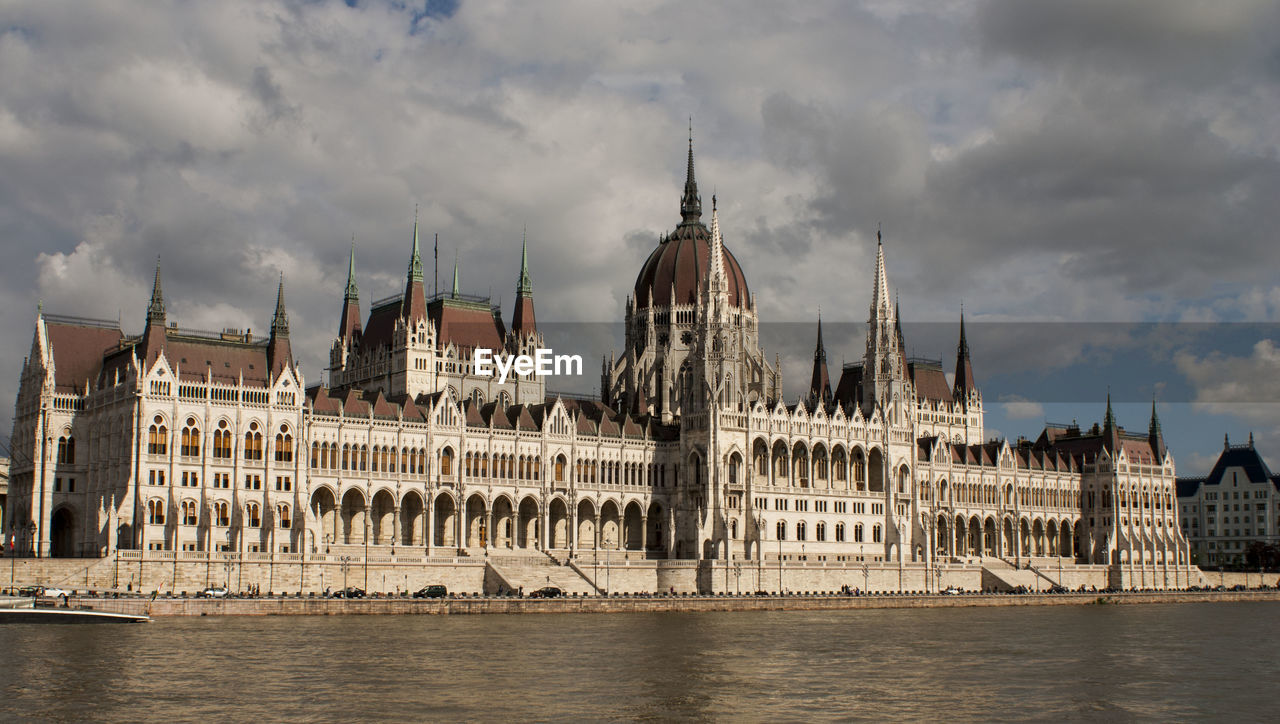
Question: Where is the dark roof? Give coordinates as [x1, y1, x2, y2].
[633, 219, 750, 309]
[1178, 445, 1279, 497]
[44, 318, 125, 393]
[430, 297, 505, 351]
[833, 364, 863, 410]
[908, 360, 953, 403]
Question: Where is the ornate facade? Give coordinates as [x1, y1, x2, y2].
[4, 140, 1193, 589]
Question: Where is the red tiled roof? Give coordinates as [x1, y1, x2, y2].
[166, 335, 270, 386]
[908, 362, 953, 403]
[633, 221, 750, 309]
[431, 299, 504, 351]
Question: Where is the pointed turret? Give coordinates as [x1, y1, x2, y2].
[862, 230, 904, 415]
[511, 229, 536, 337]
[707, 196, 727, 292]
[871, 231, 891, 319]
[954, 309, 977, 399]
[809, 311, 831, 405]
[268, 274, 292, 376]
[450, 254, 460, 299]
[141, 256, 167, 363]
[401, 214, 428, 323]
[338, 242, 362, 341]
[1103, 393, 1120, 453]
[679, 125, 702, 224]
[1148, 397, 1166, 460]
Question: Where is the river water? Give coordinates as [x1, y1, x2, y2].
[1, 602, 1276, 722]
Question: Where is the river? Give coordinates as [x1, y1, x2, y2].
[1, 601, 1276, 721]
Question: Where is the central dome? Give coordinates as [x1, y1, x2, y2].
[632, 140, 751, 309]
[633, 221, 750, 309]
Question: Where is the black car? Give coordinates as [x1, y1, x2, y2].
[414, 584, 448, 599]
[336, 587, 366, 599]
[529, 586, 563, 599]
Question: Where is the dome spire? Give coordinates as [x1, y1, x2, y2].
[680, 120, 702, 223]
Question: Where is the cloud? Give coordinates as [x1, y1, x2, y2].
[999, 394, 1044, 420]
[0, 0, 1277, 454]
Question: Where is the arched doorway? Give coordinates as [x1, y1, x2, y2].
[491, 496, 515, 549]
[600, 500, 621, 550]
[549, 498, 569, 549]
[868, 448, 885, 492]
[341, 489, 367, 544]
[577, 500, 597, 549]
[518, 497, 539, 549]
[465, 495, 488, 548]
[50, 507, 76, 558]
[311, 488, 338, 548]
[400, 492, 424, 546]
[434, 493, 456, 547]
[370, 489, 395, 545]
[623, 502, 644, 550]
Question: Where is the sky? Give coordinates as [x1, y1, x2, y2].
[1, 0, 1279, 475]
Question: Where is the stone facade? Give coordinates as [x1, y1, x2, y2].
[4, 139, 1195, 590]
[1177, 435, 1280, 566]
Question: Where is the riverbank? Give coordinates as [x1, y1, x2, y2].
[58, 589, 1280, 617]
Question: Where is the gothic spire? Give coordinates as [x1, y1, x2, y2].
[1149, 396, 1166, 459]
[1148, 396, 1161, 437]
[272, 273, 289, 337]
[708, 196, 725, 287]
[680, 123, 702, 223]
[407, 208, 424, 282]
[810, 310, 832, 406]
[871, 231, 891, 319]
[344, 240, 359, 302]
[954, 308, 976, 398]
[517, 226, 533, 297]
[451, 252, 460, 299]
[147, 256, 165, 326]
[1103, 392, 1120, 452]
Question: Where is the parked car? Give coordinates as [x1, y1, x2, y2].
[336, 587, 366, 599]
[40, 587, 73, 598]
[414, 584, 448, 599]
[16, 585, 41, 597]
[942, 586, 962, 595]
[529, 586, 563, 599]
[1048, 585, 1068, 594]
[198, 586, 230, 598]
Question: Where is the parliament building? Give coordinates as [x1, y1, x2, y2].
[4, 140, 1198, 592]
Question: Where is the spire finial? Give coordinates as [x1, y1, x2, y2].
[708, 199, 726, 287]
[407, 208, 423, 282]
[1104, 390, 1116, 428]
[451, 250, 460, 299]
[147, 255, 165, 325]
[517, 227, 533, 297]
[680, 124, 702, 223]
[344, 238, 359, 301]
[272, 272, 289, 336]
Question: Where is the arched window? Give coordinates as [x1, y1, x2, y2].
[243, 422, 263, 461]
[342, 443, 351, 470]
[835, 523, 845, 542]
[277, 504, 291, 529]
[852, 450, 865, 489]
[213, 421, 233, 459]
[797, 522, 807, 541]
[148, 416, 168, 455]
[215, 502, 230, 527]
[148, 499, 165, 525]
[275, 426, 293, 463]
[873, 524, 882, 543]
[182, 500, 198, 526]
[440, 447, 454, 476]
[855, 523, 864, 542]
[246, 503, 261, 528]
[470, 388, 484, 407]
[359, 445, 368, 471]
[57, 435, 76, 464]
[497, 391, 511, 409]
[329, 443, 338, 470]
[898, 465, 909, 494]
[310, 442, 320, 469]
[180, 418, 200, 457]
[555, 455, 566, 482]
[816, 522, 826, 541]
[776, 520, 786, 541]
[728, 454, 741, 485]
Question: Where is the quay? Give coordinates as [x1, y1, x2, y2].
[60, 589, 1280, 617]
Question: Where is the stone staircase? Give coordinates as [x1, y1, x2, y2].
[485, 553, 598, 595]
[981, 558, 1055, 592]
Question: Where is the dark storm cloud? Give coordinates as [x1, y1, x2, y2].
[0, 0, 1277, 461]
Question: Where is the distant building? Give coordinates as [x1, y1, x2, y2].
[0, 456, 8, 546]
[1177, 434, 1280, 566]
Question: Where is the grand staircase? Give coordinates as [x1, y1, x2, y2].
[981, 558, 1057, 591]
[485, 553, 598, 595]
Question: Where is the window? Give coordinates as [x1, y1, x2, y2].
[275, 426, 293, 462]
[277, 504, 291, 529]
[797, 522, 807, 541]
[872, 524, 882, 543]
[855, 523, 864, 542]
[244, 422, 263, 461]
[776, 521, 786, 541]
[555, 455, 566, 482]
[836, 523, 845, 542]
[148, 499, 165, 525]
[182, 500, 198, 526]
[181, 471, 198, 487]
[213, 421, 233, 459]
[148, 416, 168, 455]
[215, 502, 230, 526]
[181, 419, 200, 456]
[275, 476, 292, 491]
[244, 475, 261, 490]
[213, 473, 230, 489]
[57, 435, 76, 464]
[816, 522, 826, 541]
[246, 503, 261, 527]
[148, 470, 166, 486]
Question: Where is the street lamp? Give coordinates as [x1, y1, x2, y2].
[340, 555, 353, 593]
[862, 563, 870, 595]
